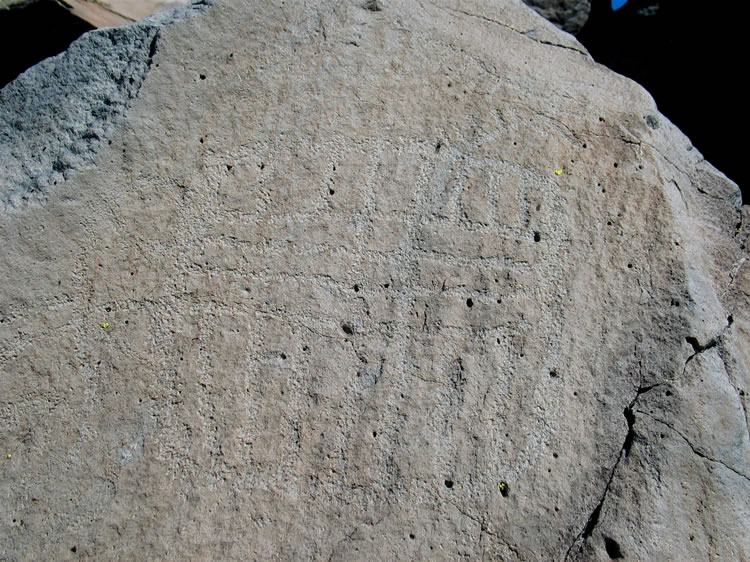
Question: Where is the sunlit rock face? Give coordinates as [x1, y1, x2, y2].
[1, 1, 748, 559]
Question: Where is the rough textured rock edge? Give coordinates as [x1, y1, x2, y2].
[0, 0, 214, 209]
[522, 0, 590, 34]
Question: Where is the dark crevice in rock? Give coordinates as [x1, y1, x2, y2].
[680, 318, 732, 378]
[564, 383, 654, 559]
[363, 0, 382, 11]
[528, 37, 588, 56]
[685, 336, 717, 355]
[581, 503, 602, 539]
[603, 536, 624, 559]
[147, 29, 161, 65]
[622, 406, 636, 457]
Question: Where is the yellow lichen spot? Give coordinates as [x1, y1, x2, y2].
[499, 481, 509, 497]
[7, 454, 11, 459]
[102, 323, 110, 329]
[555, 169, 563, 176]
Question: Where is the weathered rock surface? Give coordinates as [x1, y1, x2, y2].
[522, 0, 591, 34]
[1, 0, 748, 560]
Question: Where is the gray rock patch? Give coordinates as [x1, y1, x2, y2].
[0, 0, 213, 209]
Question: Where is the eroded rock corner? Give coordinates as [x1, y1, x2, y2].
[0, 0, 214, 208]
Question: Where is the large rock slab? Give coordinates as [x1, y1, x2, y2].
[1, 0, 748, 559]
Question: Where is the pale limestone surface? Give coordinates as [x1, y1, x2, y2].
[0, 0, 748, 560]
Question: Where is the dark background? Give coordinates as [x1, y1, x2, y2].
[578, 0, 746, 202]
[0, 1, 94, 89]
[0, 0, 746, 202]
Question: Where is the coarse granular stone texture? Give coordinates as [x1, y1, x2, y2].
[522, 0, 590, 34]
[0, 0, 214, 207]
[0, 0, 748, 560]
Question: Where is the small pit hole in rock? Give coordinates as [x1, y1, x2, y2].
[329, 188, 335, 195]
[604, 536, 624, 559]
[728, 315, 734, 326]
[342, 323, 354, 335]
[549, 369, 558, 378]
[533, 231, 541, 242]
[627, 263, 633, 269]
[444, 479, 454, 489]
[613, 162, 618, 168]
[409, 533, 415, 540]
[353, 284, 360, 292]
[372, 431, 377, 438]
[499, 481, 509, 497]
[199, 74, 206, 80]
[71, 546, 77, 553]
[280, 353, 287, 360]
[466, 298, 474, 308]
